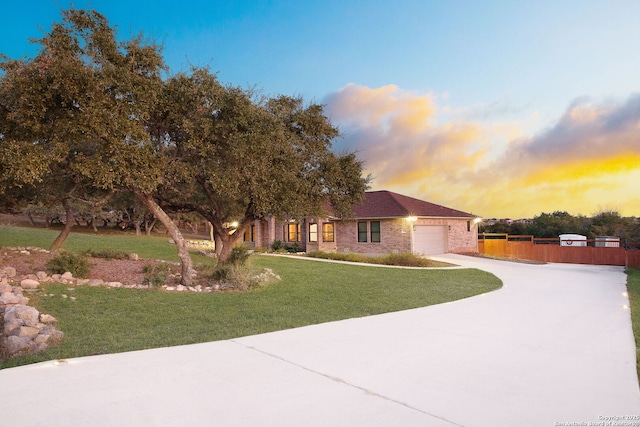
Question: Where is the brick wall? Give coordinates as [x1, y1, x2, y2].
[305, 219, 338, 253]
[269, 216, 478, 255]
[413, 218, 477, 253]
[335, 218, 411, 255]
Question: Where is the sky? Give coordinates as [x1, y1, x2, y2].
[2, 0, 639, 219]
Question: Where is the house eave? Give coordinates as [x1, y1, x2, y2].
[328, 215, 477, 221]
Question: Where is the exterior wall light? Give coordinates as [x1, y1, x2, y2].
[406, 216, 418, 222]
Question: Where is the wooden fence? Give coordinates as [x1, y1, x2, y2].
[478, 234, 640, 268]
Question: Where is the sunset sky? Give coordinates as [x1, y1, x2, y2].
[2, 0, 639, 218]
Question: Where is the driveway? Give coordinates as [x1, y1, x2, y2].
[2, 254, 639, 426]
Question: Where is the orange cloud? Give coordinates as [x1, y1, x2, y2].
[325, 86, 640, 218]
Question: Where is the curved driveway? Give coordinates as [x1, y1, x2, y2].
[2, 254, 639, 426]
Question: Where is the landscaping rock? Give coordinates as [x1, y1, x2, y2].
[1, 267, 16, 279]
[61, 272, 73, 280]
[4, 318, 23, 336]
[39, 314, 57, 324]
[20, 279, 40, 289]
[14, 305, 39, 327]
[1, 298, 63, 359]
[6, 335, 33, 356]
[88, 279, 104, 286]
[1, 292, 27, 306]
[0, 281, 12, 293]
[18, 326, 41, 339]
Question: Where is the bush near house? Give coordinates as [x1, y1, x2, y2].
[306, 250, 453, 267]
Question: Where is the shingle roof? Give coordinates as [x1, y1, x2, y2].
[348, 190, 475, 219]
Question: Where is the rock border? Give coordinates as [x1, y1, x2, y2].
[1, 247, 281, 359]
[1, 264, 63, 359]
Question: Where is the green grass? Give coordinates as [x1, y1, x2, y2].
[626, 268, 640, 381]
[0, 225, 181, 261]
[0, 225, 502, 369]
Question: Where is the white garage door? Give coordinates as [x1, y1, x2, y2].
[414, 225, 447, 255]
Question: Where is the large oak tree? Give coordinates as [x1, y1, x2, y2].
[1, 8, 368, 281]
[0, 9, 195, 283]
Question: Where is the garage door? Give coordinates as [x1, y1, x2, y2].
[414, 225, 447, 255]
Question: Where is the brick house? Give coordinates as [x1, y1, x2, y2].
[241, 190, 480, 256]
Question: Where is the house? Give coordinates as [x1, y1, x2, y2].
[242, 190, 480, 256]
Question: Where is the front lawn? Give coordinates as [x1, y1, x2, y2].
[0, 226, 502, 369]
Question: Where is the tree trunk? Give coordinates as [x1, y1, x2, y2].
[214, 232, 223, 257]
[215, 226, 246, 266]
[208, 221, 214, 242]
[217, 236, 235, 264]
[132, 189, 194, 286]
[146, 217, 157, 236]
[49, 198, 74, 253]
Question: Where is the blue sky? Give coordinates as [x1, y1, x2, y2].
[2, 0, 640, 218]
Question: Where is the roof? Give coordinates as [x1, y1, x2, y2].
[347, 190, 476, 219]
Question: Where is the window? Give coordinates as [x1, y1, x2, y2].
[243, 225, 255, 242]
[287, 223, 301, 242]
[309, 223, 318, 242]
[370, 221, 381, 243]
[358, 222, 368, 242]
[322, 223, 334, 242]
[358, 221, 381, 243]
[467, 220, 471, 232]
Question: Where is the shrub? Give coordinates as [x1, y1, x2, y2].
[211, 265, 278, 291]
[379, 252, 433, 267]
[83, 249, 129, 260]
[271, 240, 284, 251]
[271, 241, 301, 253]
[285, 242, 301, 253]
[46, 252, 91, 278]
[306, 250, 444, 267]
[228, 245, 250, 266]
[142, 263, 172, 287]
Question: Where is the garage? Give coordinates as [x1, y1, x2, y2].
[413, 225, 447, 255]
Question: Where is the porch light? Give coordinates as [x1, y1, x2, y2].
[406, 216, 417, 222]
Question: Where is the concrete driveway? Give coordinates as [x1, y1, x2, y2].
[2, 254, 639, 426]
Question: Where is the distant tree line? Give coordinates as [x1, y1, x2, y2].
[480, 210, 640, 243]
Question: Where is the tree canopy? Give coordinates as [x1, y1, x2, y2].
[0, 9, 192, 279]
[0, 8, 368, 275]
[150, 68, 368, 262]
